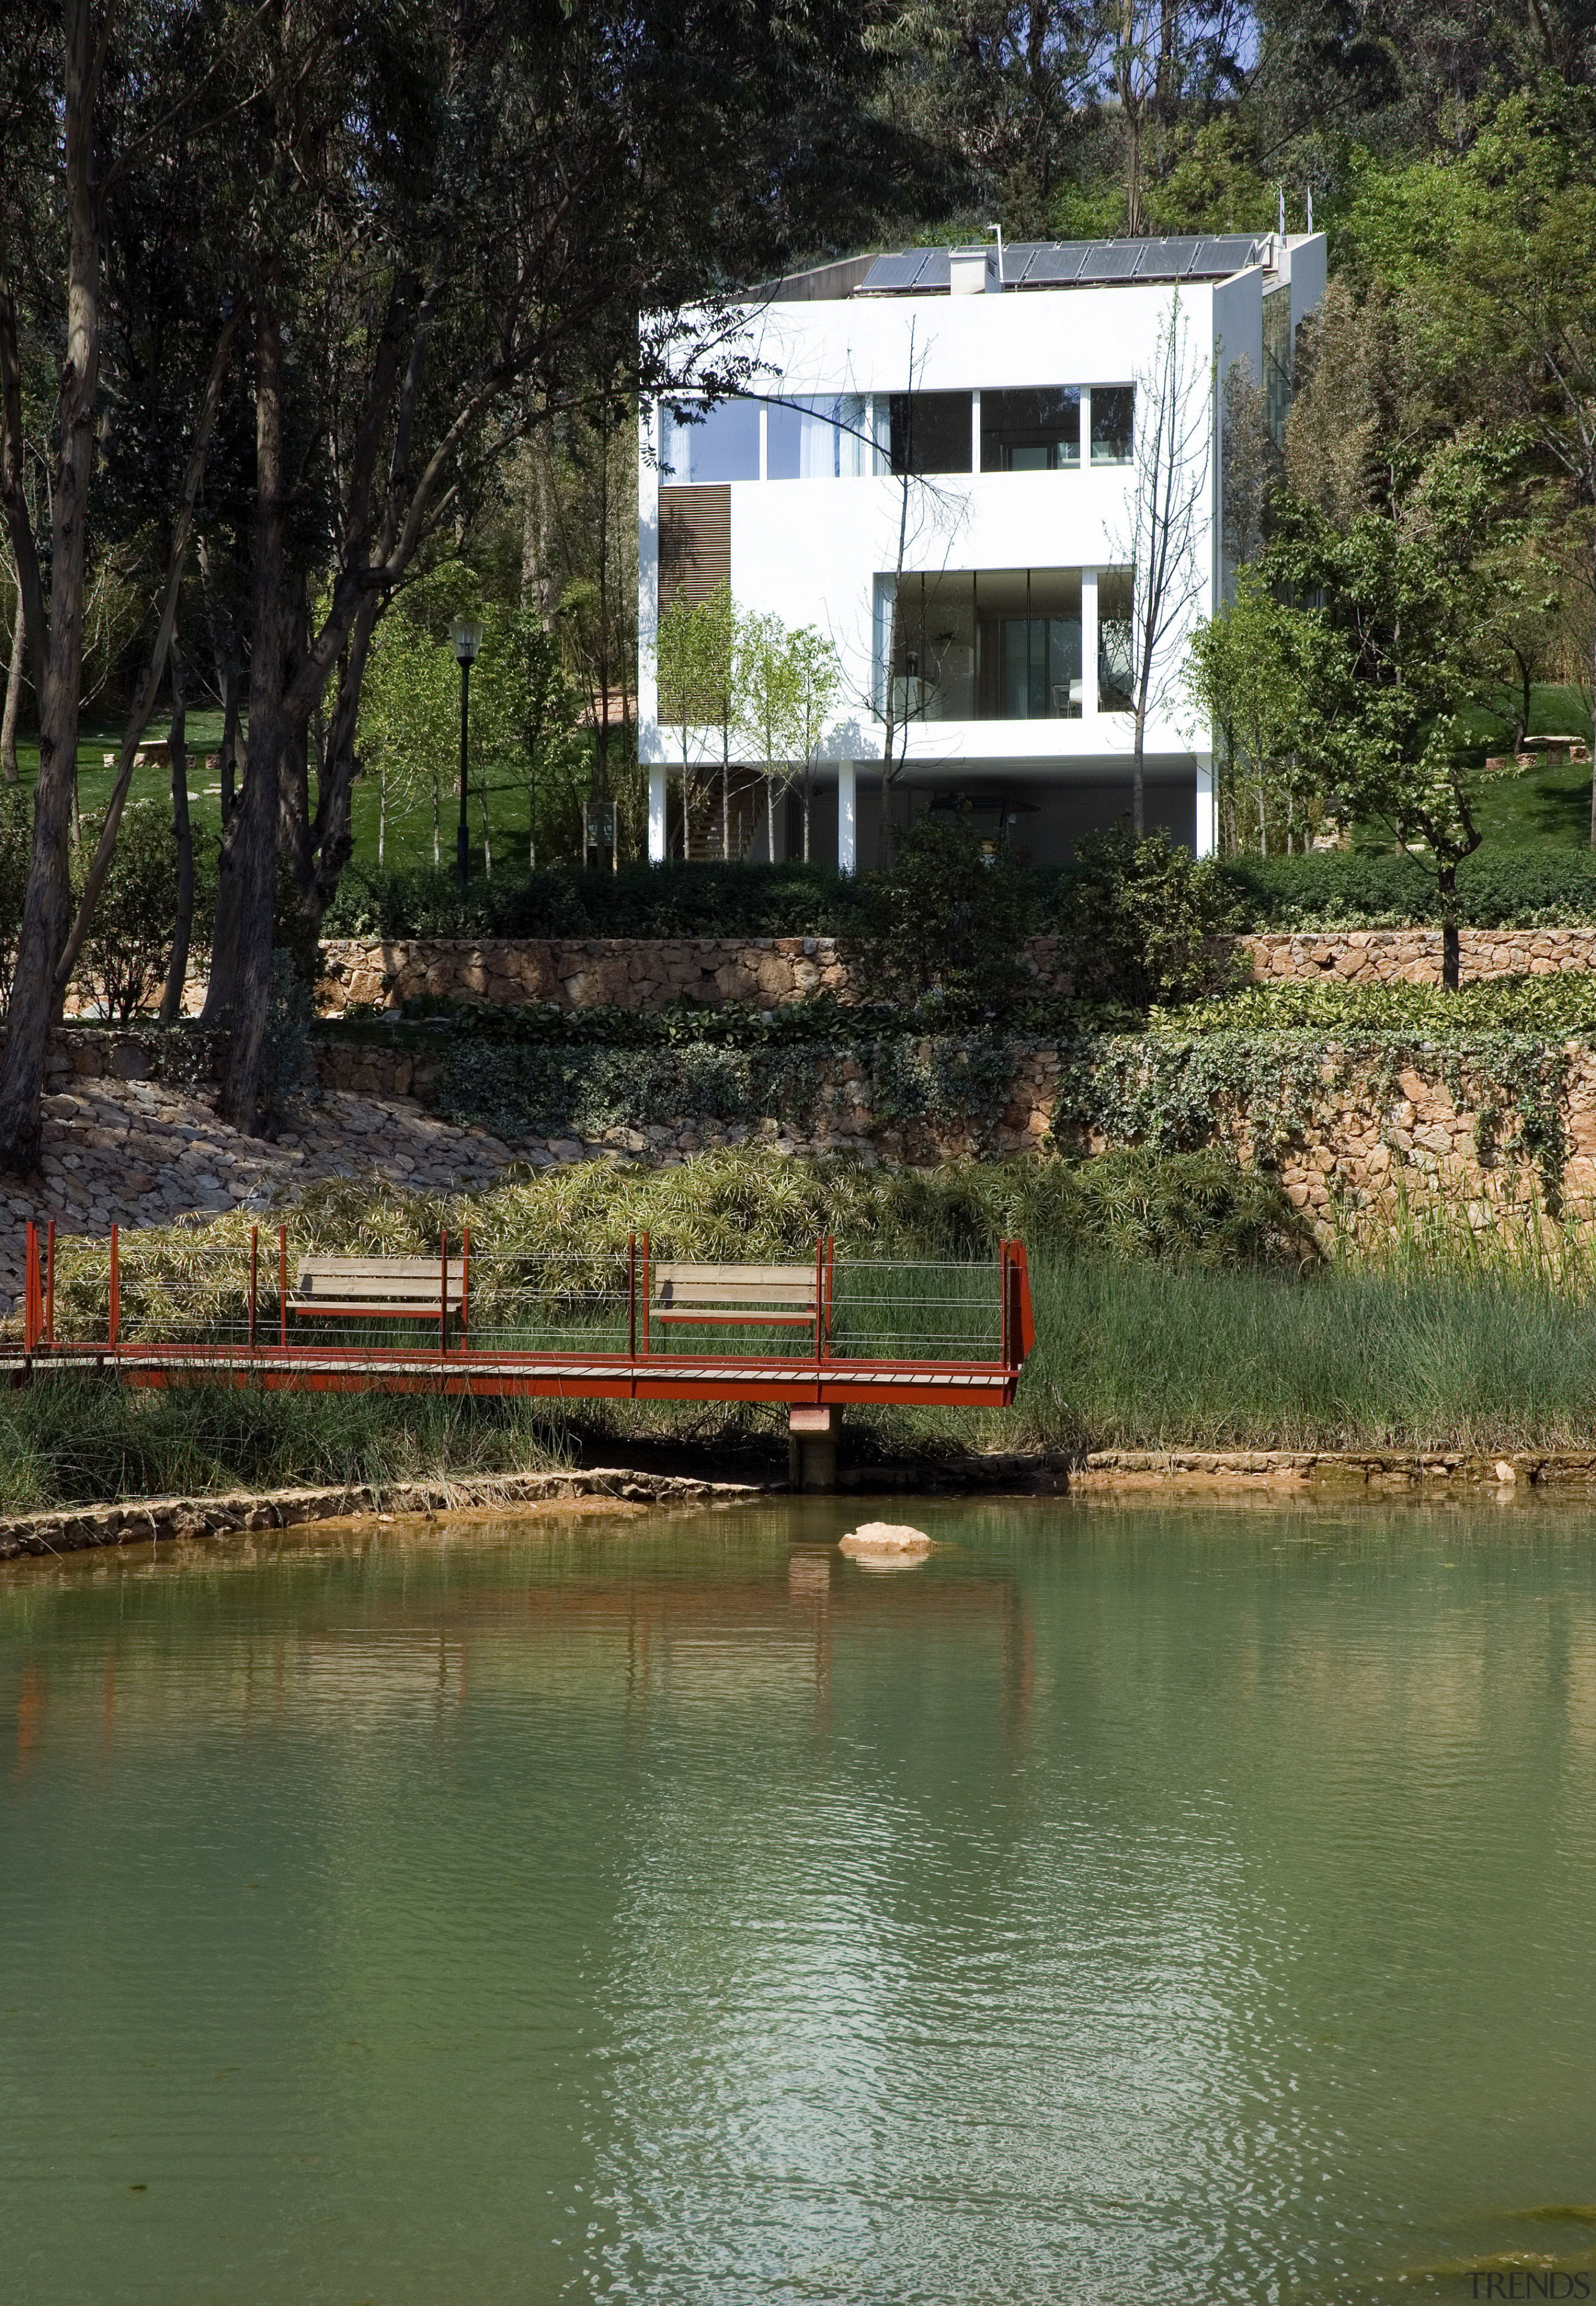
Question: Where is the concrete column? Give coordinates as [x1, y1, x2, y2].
[648, 762, 668, 862]
[1195, 757, 1216, 858]
[1080, 569, 1099, 720]
[789, 1406, 838, 1492]
[837, 760, 857, 876]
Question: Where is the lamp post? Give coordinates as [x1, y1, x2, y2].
[451, 617, 483, 890]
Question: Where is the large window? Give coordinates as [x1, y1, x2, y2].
[880, 569, 1084, 721]
[767, 394, 872, 480]
[886, 391, 973, 476]
[981, 387, 1080, 471]
[1098, 567, 1135, 711]
[660, 398, 761, 483]
[1090, 386, 1135, 465]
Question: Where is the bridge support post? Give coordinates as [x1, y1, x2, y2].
[789, 1406, 837, 1492]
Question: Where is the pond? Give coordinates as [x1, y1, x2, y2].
[3, 1497, 1595, 2304]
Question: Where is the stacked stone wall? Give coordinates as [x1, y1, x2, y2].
[315, 926, 1596, 1014]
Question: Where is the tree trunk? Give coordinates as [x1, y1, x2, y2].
[219, 651, 239, 823]
[1132, 703, 1147, 837]
[218, 296, 287, 1132]
[1, 589, 23, 782]
[52, 309, 238, 1006]
[1440, 860, 1460, 991]
[159, 634, 193, 1023]
[0, 0, 101, 1174]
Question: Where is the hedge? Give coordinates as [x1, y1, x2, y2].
[322, 850, 1596, 945]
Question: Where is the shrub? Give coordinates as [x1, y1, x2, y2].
[0, 781, 31, 1016]
[74, 801, 178, 1020]
[1216, 849, 1596, 928]
[322, 858, 873, 942]
[862, 813, 1036, 1009]
[1054, 824, 1244, 1005]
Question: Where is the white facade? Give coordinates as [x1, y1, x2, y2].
[639, 232, 1326, 870]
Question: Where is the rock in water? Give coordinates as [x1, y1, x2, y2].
[839, 1521, 933, 1558]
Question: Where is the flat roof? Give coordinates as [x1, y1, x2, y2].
[853, 234, 1277, 296]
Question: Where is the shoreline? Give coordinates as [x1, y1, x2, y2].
[3, 1445, 1594, 1564]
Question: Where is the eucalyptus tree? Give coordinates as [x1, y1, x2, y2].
[0, 0, 244, 1173]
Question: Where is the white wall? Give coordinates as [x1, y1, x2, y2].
[638, 251, 1325, 857]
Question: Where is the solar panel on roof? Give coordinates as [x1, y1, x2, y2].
[856, 233, 1276, 294]
[1079, 244, 1143, 279]
[1009, 244, 1088, 283]
[860, 253, 926, 292]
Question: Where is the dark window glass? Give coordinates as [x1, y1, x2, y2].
[1090, 386, 1135, 465]
[887, 391, 973, 476]
[980, 387, 1080, 472]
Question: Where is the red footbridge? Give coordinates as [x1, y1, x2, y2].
[10, 1222, 1036, 1419]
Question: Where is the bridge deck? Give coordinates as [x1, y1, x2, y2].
[0, 1341, 1021, 1407]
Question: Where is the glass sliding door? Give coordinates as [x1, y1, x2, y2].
[977, 570, 1083, 719]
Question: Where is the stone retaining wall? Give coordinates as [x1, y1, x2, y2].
[317, 935, 868, 1013]
[1243, 928, 1596, 985]
[315, 926, 1596, 1013]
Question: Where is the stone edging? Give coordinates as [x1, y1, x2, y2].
[0, 1467, 767, 1563]
[1076, 1448, 1596, 1487]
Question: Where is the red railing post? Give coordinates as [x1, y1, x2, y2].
[641, 1232, 650, 1358]
[440, 1227, 448, 1358]
[814, 1235, 824, 1368]
[249, 1226, 259, 1351]
[627, 1230, 637, 1361]
[999, 1239, 1011, 1368]
[109, 1225, 120, 1349]
[46, 1218, 54, 1345]
[24, 1221, 36, 1353]
[278, 1227, 287, 1349]
[461, 1225, 470, 1350]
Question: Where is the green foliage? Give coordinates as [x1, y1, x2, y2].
[0, 1367, 571, 1513]
[862, 811, 1036, 1008]
[0, 782, 33, 1016]
[1050, 1023, 1572, 1210]
[430, 1003, 1042, 1150]
[323, 858, 873, 939]
[1054, 823, 1243, 1005]
[1215, 849, 1596, 927]
[1188, 973, 1596, 1038]
[1185, 568, 1342, 854]
[74, 801, 178, 1021]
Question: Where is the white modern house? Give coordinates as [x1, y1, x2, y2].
[638, 230, 1326, 870]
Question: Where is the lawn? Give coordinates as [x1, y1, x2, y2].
[12, 710, 561, 881]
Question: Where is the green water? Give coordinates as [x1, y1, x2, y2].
[3, 1500, 1596, 2305]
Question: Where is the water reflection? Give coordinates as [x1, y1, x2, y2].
[3, 1501, 1596, 2303]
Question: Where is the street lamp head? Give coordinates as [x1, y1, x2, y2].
[451, 617, 483, 665]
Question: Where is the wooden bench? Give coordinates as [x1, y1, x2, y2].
[289, 1256, 464, 1329]
[651, 1260, 829, 1336]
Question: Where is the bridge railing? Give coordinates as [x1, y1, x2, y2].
[22, 1222, 1027, 1372]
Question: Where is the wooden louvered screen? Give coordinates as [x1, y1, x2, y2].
[658, 486, 731, 619]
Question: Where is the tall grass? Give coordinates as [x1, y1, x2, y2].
[1002, 1252, 1596, 1455]
[0, 1374, 574, 1517]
